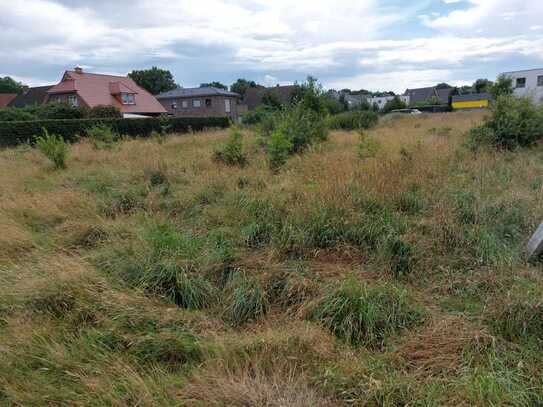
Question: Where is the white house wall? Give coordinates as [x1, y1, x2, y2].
[503, 68, 543, 105]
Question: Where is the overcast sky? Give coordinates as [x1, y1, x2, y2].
[1, 0, 542, 92]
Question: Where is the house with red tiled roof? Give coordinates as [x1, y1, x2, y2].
[0, 93, 17, 108]
[45, 67, 166, 116]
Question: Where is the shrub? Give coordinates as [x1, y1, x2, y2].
[37, 102, 85, 120]
[266, 129, 293, 170]
[357, 133, 380, 159]
[213, 129, 248, 167]
[224, 273, 268, 326]
[326, 110, 378, 130]
[87, 105, 122, 118]
[381, 96, 407, 114]
[241, 106, 274, 125]
[384, 238, 414, 277]
[309, 279, 424, 347]
[467, 96, 543, 149]
[35, 128, 68, 169]
[87, 124, 118, 149]
[0, 108, 36, 122]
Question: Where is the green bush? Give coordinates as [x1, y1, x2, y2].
[0, 116, 230, 147]
[357, 134, 381, 159]
[241, 106, 275, 125]
[467, 96, 543, 149]
[213, 129, 248, 167]
[0, 108, 36, 122]
[87, 124, 118, 149]
[326, 110, 379, 130]
[381, 96, 407, 114]
[266, 129, 293, 170]
[35, 128, 68, 169]
[37, 102, 85, 120]
[224, 273, 268, 326]
[309, 279, 424, 347]
[87, 105, 122, 118]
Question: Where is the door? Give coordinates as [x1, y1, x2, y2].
[225, 98, 231, 113]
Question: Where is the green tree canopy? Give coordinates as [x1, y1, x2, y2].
[382, 96, 407, 114]
[128, 67, 177, 95]
[230, 79, 257, 97]
[473, 78, 493, 93]
[490, 74, 513, 100]
[200, 82, 228, 90]
[0, 76, 25, 94]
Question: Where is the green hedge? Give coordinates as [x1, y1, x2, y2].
[0, 116, 231, 147]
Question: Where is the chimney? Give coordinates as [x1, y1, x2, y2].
[74, 66, 83, 74]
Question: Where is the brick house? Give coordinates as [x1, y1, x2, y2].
[44, 67, 166, 116]
[156, 87, 244, 120]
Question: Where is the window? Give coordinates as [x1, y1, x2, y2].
[205, 98, 212, 107]
[538, 76, 543, 87]
[515, 77, 526, 88]
[171, 101, 178, 110]
[225, 99, 231, 113]
[182, 100, 188, 109]
[193, 99, 201, 108]
[68, 94, 78, 107]
[121, 93, 135, 105]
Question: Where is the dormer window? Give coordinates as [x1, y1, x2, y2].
[121, 93, 136, 105]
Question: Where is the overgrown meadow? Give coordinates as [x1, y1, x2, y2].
[1, 111, 543, 405]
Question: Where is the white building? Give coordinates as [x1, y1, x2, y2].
[367, 95, 410, 109]
[502, 68, 543, 105]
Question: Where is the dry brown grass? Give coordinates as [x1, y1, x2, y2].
[395, 315, 495, 377]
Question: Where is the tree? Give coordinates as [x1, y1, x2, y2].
[262, 91, 282, 110]
[289, 76, 327, 114]
[489, 74, 513, 100]
[382, 96, 407, 114]
[128, 67, 177, 95]
[473, 78, 493, 94]
[230, 79, 257, 97]
[0, 76, 25, 94]
[200, 81, 228, 90]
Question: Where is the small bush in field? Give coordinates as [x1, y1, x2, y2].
[266, 129, 293, 170]
[357, 133, 380, 159]
[467, 96, 543, 150]
[87, 124, 118, 149]
[384, 237, 414, 277]
[35, 128, 68, 169]
[309, 279, 424, 347]
[213, 129, 248, 167]
[224, 273, 268, 326]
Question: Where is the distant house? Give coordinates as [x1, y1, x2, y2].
[367, 95, 410, 109]
[502, 68, 543, 105]
[156, 87, 244, 120]
[404, 86, 453, 106]
[44, 67, 166, 116]
[451, 93, 491, 110]
[8, 86, 52, 108]
[0, 94, 17, 108]
[243, 85, 297, 110]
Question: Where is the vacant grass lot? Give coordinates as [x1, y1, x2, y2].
[1, 111, 543, 406]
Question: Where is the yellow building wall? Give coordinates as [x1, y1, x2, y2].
[452, 100, 489, 109]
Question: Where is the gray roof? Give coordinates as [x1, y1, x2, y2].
[156, 87, 240, 99]
[8, 85, 53, 108]
[405, 87, 436, 104]
[452, 93, 492, 102]
[405, 86, 453, 105]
